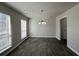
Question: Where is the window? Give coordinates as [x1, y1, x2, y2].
[0, 13, 12, 53]
[21, 19, 27, 39]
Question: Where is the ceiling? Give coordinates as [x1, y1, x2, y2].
[5, 2, 78, 20]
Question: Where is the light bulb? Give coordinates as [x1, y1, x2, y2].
[42, 22, 46, 24]
[38, 22, 41, 24]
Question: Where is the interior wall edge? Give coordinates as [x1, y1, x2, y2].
[1, 2, 29, 19]
[67, 45, 79, 56]
[30, 36, 56, 38]
[0, 36, 29, 56]
[56, 36, 61, 40]
[0, 3, 29, 55]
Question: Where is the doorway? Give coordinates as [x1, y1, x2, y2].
[60, 17, 67, 45]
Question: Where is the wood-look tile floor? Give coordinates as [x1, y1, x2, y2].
[8, 38, 77, 56]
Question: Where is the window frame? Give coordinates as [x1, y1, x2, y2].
[21, 19, 27, 39]
[0, 12, 12, 53]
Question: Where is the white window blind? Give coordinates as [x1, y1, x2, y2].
[0, 13, 12, 53]
[21, 19, 27, 39]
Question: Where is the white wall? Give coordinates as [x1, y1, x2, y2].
[0, 4, 29, 55]
[29, 17, 56, 37]
[56, 4, 79, 55]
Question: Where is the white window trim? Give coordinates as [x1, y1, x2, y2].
[0, 13, 12, 53]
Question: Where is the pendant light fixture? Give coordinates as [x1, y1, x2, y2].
[38, 9, 46, 25]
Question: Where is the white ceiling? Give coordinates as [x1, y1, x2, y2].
[5, 2, 78, 20]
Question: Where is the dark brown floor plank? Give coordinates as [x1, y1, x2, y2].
[7, 38, 77, 56]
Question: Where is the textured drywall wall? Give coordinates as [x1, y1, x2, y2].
[29, 17, 56, 38]
[0, 3, 29, 55]
[56, 4, 79, 55]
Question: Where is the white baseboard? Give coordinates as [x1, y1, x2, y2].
[56, 36, 61, 40]
[67, 45, 79, 56]
[0, 45, 11, 54]
[5, 37, 29, 55]
[0, 36, 29, 56]
[31, 36, 56, 38]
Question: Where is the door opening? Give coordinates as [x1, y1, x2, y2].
[60, 17, 67, 45]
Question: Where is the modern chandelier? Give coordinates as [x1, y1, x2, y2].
[38, 9, 46, 25]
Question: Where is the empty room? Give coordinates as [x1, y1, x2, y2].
[0, 2, 79, 56]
